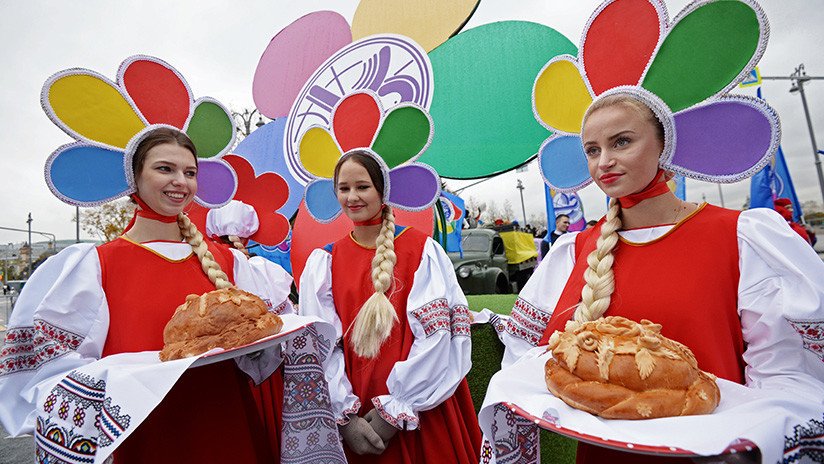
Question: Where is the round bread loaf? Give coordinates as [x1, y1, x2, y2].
[544, 316, 719, 420]
[159, 287, 283, 361]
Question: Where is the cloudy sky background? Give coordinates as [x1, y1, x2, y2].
[1, 0, 823, 244]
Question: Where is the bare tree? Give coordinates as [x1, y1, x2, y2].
[79, 199, 136, 242]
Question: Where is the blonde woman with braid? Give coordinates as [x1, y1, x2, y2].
[0, 128, 294, 463]
[299, 150, 481, 463]
[496, 93, 824, 463]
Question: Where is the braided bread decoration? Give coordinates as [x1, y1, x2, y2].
[545, 316, 719, 420]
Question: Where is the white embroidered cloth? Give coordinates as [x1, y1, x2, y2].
[479, 347, 824, 464]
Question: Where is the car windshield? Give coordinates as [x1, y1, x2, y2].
[462, 235, 490, 252]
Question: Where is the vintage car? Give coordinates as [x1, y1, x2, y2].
[448, 228, 537, 295]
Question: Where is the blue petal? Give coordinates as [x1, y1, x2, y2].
[304, 178, 341, 223]
[46, 143, 131, 206]
[538, 135, 592, 192]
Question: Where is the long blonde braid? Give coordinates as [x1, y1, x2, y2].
[177, 213, 233, 290]
[574, 197, 622, 322]
[350, 206, 398, 358]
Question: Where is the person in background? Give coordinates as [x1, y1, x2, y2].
[774, 198, 813, 245]
[540, 214, 570, 258]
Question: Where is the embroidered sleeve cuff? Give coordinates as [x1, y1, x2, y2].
[336, 399, 361, 426]
[371, 396, 419, 431]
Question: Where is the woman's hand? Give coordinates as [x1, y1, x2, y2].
[338, 414, 386, 455]
[364, 408, 399, 443]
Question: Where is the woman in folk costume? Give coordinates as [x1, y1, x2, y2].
[0, 57, 294, 463]
[297, 90, 482, 463]
[489, 0, 824, 463]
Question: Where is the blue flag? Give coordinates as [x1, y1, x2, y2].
[749, 88, 804, 222]
[544, 184, 556, 235]
[438, 191, 465, 256]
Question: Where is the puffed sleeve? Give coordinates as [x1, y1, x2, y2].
[231, 249, 294, 315]
[231, 248, 295, 384]
[206, 200, 259, 238]
[298, 248, 361, 424]
[372, 238, 472, 430]
[738, 208, 824, 393]
[0, 243, 108, 436]
[501, 231, 578, 368]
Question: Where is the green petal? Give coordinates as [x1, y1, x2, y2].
[642, 1, 762, 112]
[186, 99, 234, 158]
[419, 21, 577, 178]
[371, 105, 432, 168]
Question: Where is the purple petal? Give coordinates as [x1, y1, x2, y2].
[387, 164, 440, 210]
[669, 99, 777, 180]
[195, 159, 237, 207]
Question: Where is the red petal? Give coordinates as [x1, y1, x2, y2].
[582, 0, 662, 95]
[122, 58, 191, 127]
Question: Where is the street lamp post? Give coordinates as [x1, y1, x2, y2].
[26, 213, 32, 277]
[761, 64, 824, 205]
[233, 109, 266, 137]
[516, 179, 527, 226]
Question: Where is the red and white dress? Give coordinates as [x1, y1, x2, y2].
[0, 236, 293, 463]
[483, 205, 824, 464]
[299, 226, 482, 463]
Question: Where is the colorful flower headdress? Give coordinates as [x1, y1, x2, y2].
[299, 90, 440, 222]
[42, 55, 238, 208]
[534, 0, 779, 193]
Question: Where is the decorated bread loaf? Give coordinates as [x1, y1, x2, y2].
[159, 287, 283, 361]
[544, 316, 719, 420]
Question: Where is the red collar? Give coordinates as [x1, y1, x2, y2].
[618, 169, 671, 209]
[123, 194, 180, 233]
[353, 204, 385, 226]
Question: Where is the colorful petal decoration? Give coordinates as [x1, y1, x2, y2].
[533, 56, 593, 134]
[371, 104, 432, 168]
[253, 11, 352, 119]
[642, 0, 763, 112]
[533, 0, 776, 193]
[299, 127, 342, 178]
[538, 135, 592, 193]
[351, 0, 480, 52]
[387, 164, 440, 209]
[233, 118, 305, 218]
[119, 56, 192, 128]
[223, 155, 291, 246]
[44, 72, 145, 149]
[333, 92, 382, 152]
[285, 34, 433, 184]
[667, 97, 777, 181]
[297, 90, 440, 223]
[582, 0, 664, 94]
[304, 179, 341, 223]
[46, 143, 130, 206]
[42, 55, 238, 209]
[186, 98, 235, 158]
[419, 21, 578, 178]
[193, 159, 237, 208]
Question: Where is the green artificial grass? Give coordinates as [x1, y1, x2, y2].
[467, 294, 577, 464]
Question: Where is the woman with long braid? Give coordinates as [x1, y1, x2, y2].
[299, 150, 481, 463]
[498, 93, 824, 463]
[0, 127, 294, 463]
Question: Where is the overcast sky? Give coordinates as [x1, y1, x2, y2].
[1, 0, 823, 245]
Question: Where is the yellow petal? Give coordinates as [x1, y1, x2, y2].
[352, 0, 479, 52]
[47, 74, 145, 148]
[299, 127, 342, 178]
[533, 58, 592, 134]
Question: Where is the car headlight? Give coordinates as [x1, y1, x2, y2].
[458, 266, 472, 278]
